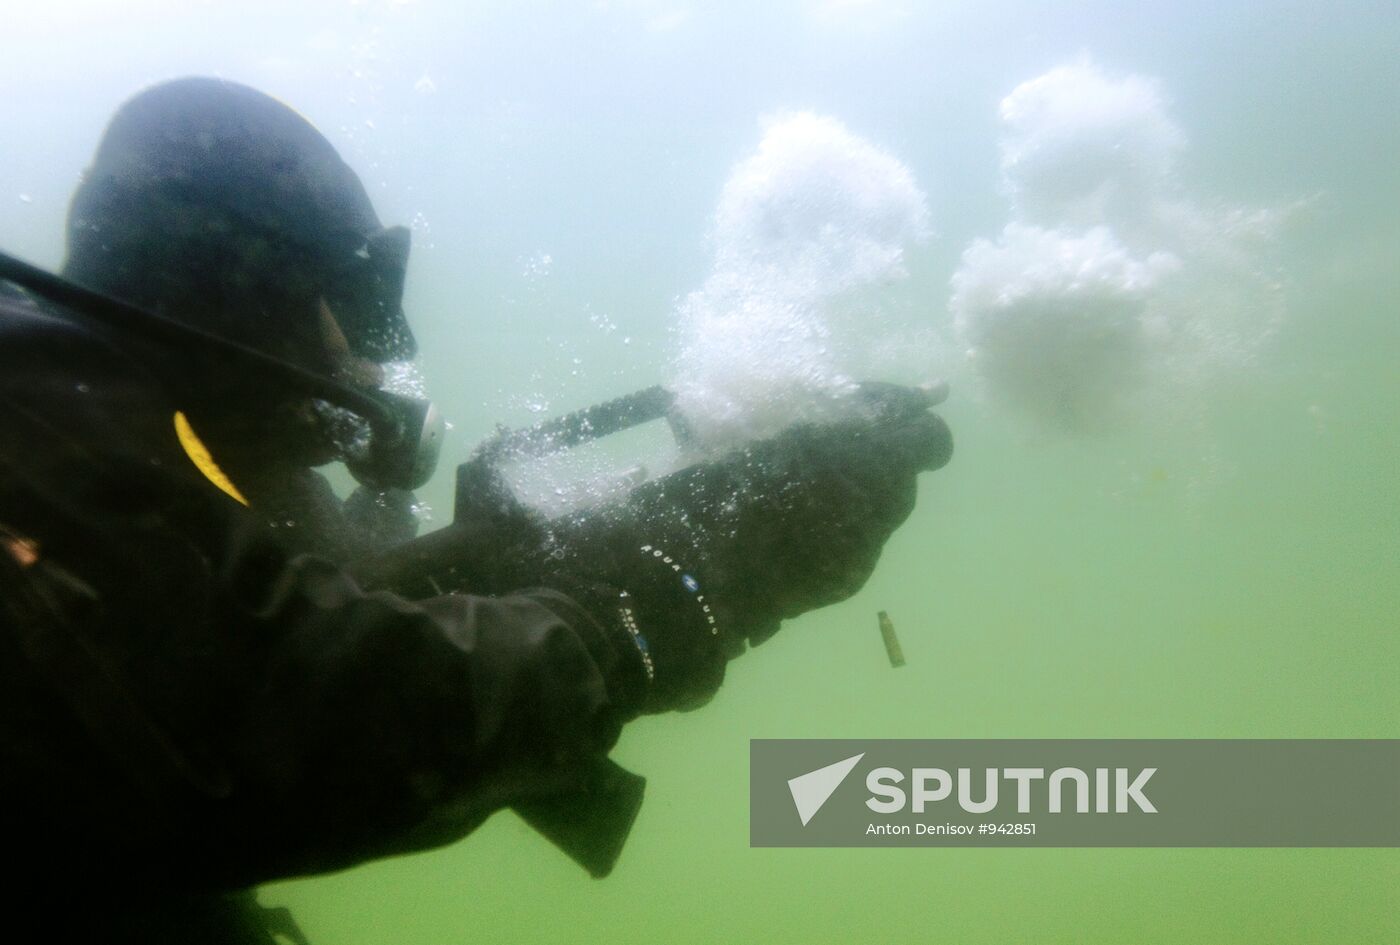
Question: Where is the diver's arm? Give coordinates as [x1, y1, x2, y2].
[203, 547, 651, 885]
[0, 292, 949, 888]
[0, 296, 654, 885]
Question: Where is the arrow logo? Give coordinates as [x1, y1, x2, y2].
[787, 753, 865, 826]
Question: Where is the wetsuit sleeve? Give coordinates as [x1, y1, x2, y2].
[0, 296, 650, 888]
[206, 544, 650, 884]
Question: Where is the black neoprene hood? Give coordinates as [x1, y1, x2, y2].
[64, 76, 416, 364]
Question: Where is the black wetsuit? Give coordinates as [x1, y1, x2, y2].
[0, 286, 649, 940]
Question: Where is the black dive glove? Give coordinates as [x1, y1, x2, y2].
[532, 384, 953, 713]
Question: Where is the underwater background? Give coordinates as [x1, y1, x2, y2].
[2, 1, 1397, 941]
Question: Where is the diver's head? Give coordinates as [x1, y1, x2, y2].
[63, 77, 415, 379]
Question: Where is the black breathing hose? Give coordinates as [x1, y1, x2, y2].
[0, 249, 401, 434]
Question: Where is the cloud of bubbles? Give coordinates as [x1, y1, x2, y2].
[671, 112, 931, 449]
[951, 224, 1181, 432]
[952, 61, 1288, 434]
[999, 63, 1185, 231]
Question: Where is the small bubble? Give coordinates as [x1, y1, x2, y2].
[18, 193, 33, 204]
[75, 383, 90, 393]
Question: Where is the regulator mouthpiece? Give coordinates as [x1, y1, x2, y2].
[347, 391, 444, 491]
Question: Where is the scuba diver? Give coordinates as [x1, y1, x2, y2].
[0, 78, 951, 942]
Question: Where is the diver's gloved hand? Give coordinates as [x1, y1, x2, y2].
[664, 386, 952, 644]
[537, 385, 952, 713]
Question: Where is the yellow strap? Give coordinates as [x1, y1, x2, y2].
[173, 411, 249, 507]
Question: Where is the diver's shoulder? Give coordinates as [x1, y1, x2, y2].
[0, 282, 175, 420]
[0, 282, 106, 344]
[0, 282, 153, 367]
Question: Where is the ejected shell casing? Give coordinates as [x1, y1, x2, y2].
[877, 610, 905, 668]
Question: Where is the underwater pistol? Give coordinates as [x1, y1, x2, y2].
[347, 378, 952, 598]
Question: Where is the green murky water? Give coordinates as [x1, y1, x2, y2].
[3, 1, 1396, 941]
